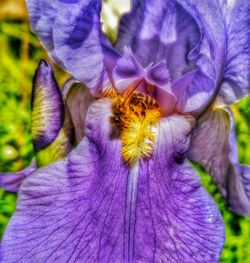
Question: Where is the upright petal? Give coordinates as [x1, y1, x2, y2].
[1, 100, 224, 262]
[25, 0, 63, 66]
[116, 0, 199, 80]
[177, 0, 250, 104]
[218, 0, 250, 103]
[53, 0, 116, 95]
[116, 0, 217, 113]
[0, 160, 36, 193]
[188, 107, 250, 216]
[26, 0, 120, 95]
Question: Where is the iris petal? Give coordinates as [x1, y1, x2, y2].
[217, 0, 250, 103]
[32, 60, 64, 151]
[116, 0, 199, 79]
[113, 47, 144, 92]
[172, 67, 215, 113]
[188, 107, 250, 216]
[0, 160, 36, 193]
[177, 0, 250, 104]
[1, 100, 224, 262]
[35, 108, 74, 167]
[113, 48, 177, 115]
[116, 0, 217, 113]
[27, 0, 120, 95]
[62, 79, 94, 143]
[32, 61, 73, 167]
[26, 0, 64, 66]
[53, 0, 115, 95]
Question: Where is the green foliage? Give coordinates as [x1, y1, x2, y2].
[0, 17, 250, 263]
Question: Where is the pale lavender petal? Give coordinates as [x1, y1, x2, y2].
[31, 60, 64, 152]
[172, 68, 215, 113]
[188, 108, 250, 216]
[145, 60, 171, 89]
[113, 48, 177, 115]
[62, 79, 94, 143]
[1, 100, 224, 262]
[113, 47, 144, 92]
[53, 0, 114, 95]
[0, 160, 36, 193]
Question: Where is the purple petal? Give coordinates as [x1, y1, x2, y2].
[145, 60, 171, 89]
[62, 79, 94, 143]
[188, 107, 250, 216]
[31, 60, 64, 152]
[176, 0, 225, 74]
[53, 0, 116, 95]
[177, 0, 250, 105]
[116, 0, 199, 80]
[172, 68, 215, 113]
[1, 100, 224, 262]
[217, 0, 250, 103]
[116, 1, 217, 113]
[227, 164, 250, 216]
[0, 160, 36, 193]
[25, 0, 64, 66]
[113, 48, 177, 115]
[31, 61, 64, 151]
[113, 47, 144, 92]
[35, 106, 74, 167]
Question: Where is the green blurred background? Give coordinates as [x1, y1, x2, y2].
[0, 1, 249, 262]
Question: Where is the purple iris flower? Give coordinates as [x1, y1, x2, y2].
[0, 0, 250, 262]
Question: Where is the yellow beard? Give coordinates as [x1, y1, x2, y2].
[111, 91, 161, 165]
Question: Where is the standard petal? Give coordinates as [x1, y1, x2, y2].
[31, 60, 64, 152]
[0, 160, 36, 193]
[62, 79, 94, 143]
[217, 0, 250, 103]
[177, 0, 250, 104]
[116, 0, 199, 80]
[25, 0, 63, 66]
[116, 0, 217, 113]
[188, 107, 250, 216]
[1, 100, 224, 262]
[53, 0, 116, 95]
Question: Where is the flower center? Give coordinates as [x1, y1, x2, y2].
[111, 90, 161, 165]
